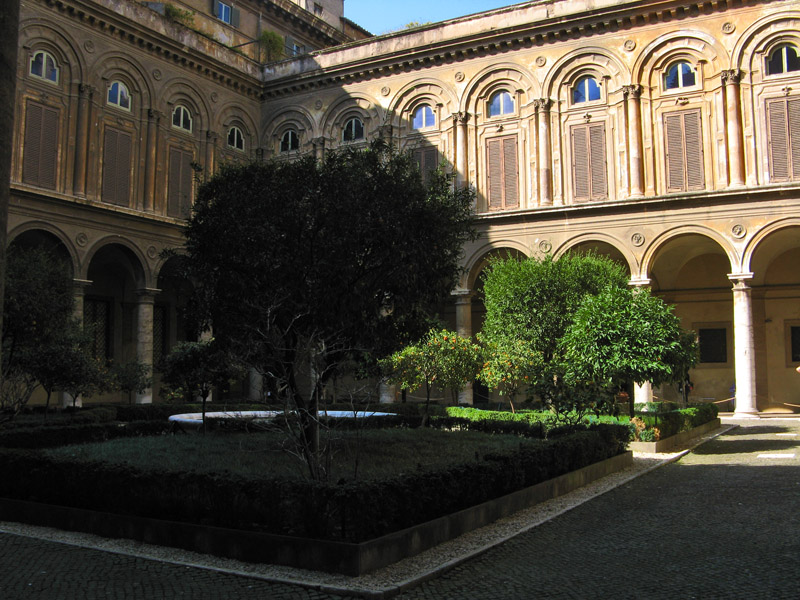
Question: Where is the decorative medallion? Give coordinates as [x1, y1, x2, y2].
[623, 39, 636, 52]
[83, 40, 95, 53]
[147, 245, 158, 259]
[152, 69, 162, 81]
[380, 86, 391, 97]
[731, 224, 746, 239]
[75, 233, 88, 247]
[631, 232, 645, 247]
[314, 99, 323, 110]
[455, 71, 465, 82]
[539, 240, 552, 253]
[535, 56, 546, 67]
[722, 22, 735, 34]
[210, 92, 219, 103]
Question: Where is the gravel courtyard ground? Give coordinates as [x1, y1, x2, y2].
[1, 417, 797, 599]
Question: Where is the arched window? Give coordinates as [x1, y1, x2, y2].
[572, 76, 601, 104]
[280, 129, 299, 152]
[412, 105, 435, 129]
[29, 50, 58, 83]
[172, 105, 193, 132]
[664, 61, 696, 90]
[342, 117, 364, 142]
[488, 91, 514, 117]
[767, 45, 800, 75]
[227, 126, 245, 151]
[107, 81, 131, 111]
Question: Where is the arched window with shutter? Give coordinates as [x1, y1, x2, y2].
[29, 50, 59, 83]
[766, 45, 800, 76]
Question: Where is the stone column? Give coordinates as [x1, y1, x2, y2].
[247, 368, 264, 402]
[623, 84, 644, 198]
[135, 288, 159, 404]
[452, 112, 470, 188]
[379, 381, 397, 404]
[312, 137, 325, 161]
[143, 109, 161, 212]
[534, 99, 553, 206]
[729, 274, 758, 416]
[204, 131, 217, 181]
[722, 70, 745, 188]
[72, 84, 94, 197]
[452, 288, 474, 405]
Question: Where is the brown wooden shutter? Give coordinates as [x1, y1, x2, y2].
[486, 135, 518, 210]
[589, 123, 607, 200]
[767, 99, 789, 182]
[502, 136, 519, 208]
[683, 111, 704, 190]
[168, 147, 193, 218]
[413, 147, 439, 184]
[664, 109, 704, 192]
[487, 138, 503, 209]
[102, 128, 132, 206]
[791, 98, 800, 181]
[23, 101, 58, 189]
[572, 125, 590, 201]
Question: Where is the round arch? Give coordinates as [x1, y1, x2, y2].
[321, 93, 384, 143]
[732, 11, 800, 72]
[81, 237, 151, 288]
[7, 221, 79, 274]
[542, 46, 629, 99]
[554, 233, 637, 276]
[460, 62, 539, 114]
[744, 218, 800, 285]
[640, 225, 738, 283]
[632, 30, 728, 87]
[18, 19, 85, 85]
[159, 77, 213, 134]
[90, 51, 154, 113]
[462, 240, 532, 290]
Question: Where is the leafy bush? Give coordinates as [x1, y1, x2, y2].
[0, 420, 169, 449]
[630, 402, 718, 442]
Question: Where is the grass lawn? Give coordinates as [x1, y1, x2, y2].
[44, 427, 545, 481]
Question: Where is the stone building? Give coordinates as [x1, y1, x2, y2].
[9, 0, 800, 414]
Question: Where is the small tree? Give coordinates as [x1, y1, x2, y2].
[111, 360, 152, 405]
[61, 351, 112, 409]
[477, 335, 542, 412]
[159, 340, 241, 432]
[384, 329, 481, 421]
[561, 286, 699, 417]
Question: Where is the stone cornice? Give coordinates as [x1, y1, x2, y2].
[473, 183, 800, 227]
[262, 0, 772, 97]
[36, 0, 264, 98]
[260, 0, 350, 46]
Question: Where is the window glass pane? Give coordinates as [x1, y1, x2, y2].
[573, 80, 586, 104]
[220, 3, 231, 23]
[45, 55, 57, 82]
[172, 108, 180, 128]
[30, 52, 43, 77]
[786, 46, 800, 72]
[182, 109, 191, 131]
[698, 328, 727, 363]
[502, 92, 514, 114]
[665, 64, 680, 89]
[412, 107, 424, 130]
[680, 62, 696, 87]
[108, 82, 119, 105]
[767, 48, 785, 75]
[118, 84, 130, 109]
[489, 93, 502, 117]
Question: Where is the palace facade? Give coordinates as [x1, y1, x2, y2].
[9, 0, 800, 414]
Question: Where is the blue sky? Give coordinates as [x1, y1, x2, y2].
[344, 0, 517, 35]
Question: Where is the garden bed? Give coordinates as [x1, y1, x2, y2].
[628, 418, 721, 453]
[0, 450, 631, 575]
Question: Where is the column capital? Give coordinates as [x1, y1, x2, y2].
[622, 84, 643, 98]
[452, 111, 470, 124]
[628, 277, 651, 288]
[78, 83, 96, 98]
[147, 108, 163, 121]
[135, 287, 161, 301]
[727, 272, 754, 285]
[721, 69, 743, 85]
[73, 278, 92, 292]
[450, 288, 474, 304]
[534, 98, 552, 111]
[206, 130, 218, 141]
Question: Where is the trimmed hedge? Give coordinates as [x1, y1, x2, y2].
[0, 424, 627, 542]
[633, 402, 718, 440]
[0, 421, 171, 449]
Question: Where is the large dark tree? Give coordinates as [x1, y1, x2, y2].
[182, 141, 475, 475]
